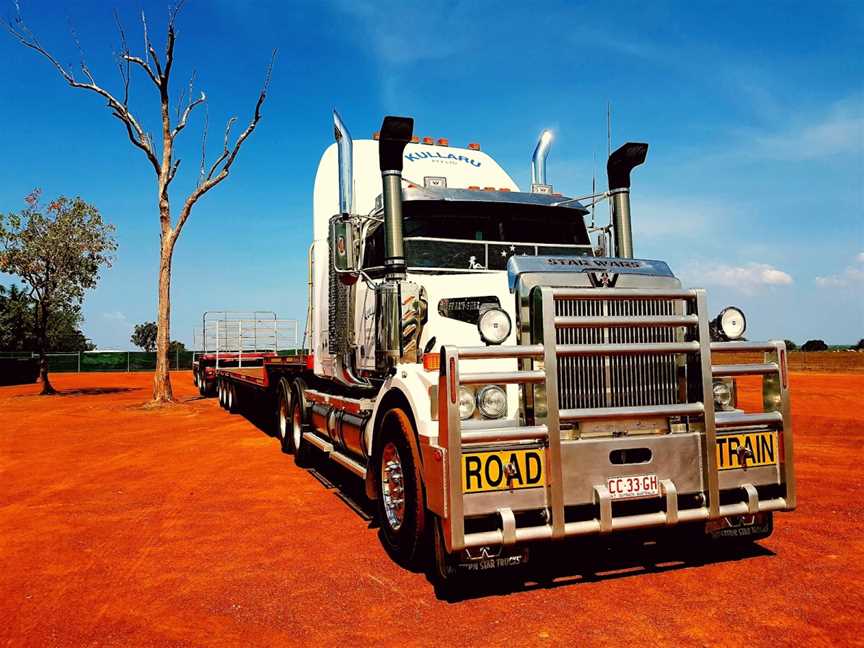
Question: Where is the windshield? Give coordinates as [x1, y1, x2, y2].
[363, 200, 591, 273]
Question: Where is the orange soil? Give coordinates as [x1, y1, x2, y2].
[1, 371, 862, 647]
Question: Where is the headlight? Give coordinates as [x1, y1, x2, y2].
[477, 385, 507, 419]
[714, 306, 746, 340]
[458, 386, 476, 420]
[478, 307, 511, 345]
[712, 379, 735, 411]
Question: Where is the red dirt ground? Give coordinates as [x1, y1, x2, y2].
[1, 371, 862, 647]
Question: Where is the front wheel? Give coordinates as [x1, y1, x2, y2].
[375, 408, 426, 567]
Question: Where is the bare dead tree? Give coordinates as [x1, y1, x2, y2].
[5, 2, 275, 402]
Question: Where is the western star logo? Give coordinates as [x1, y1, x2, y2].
[404, 151, 481, 167]
[546, 258, 644, 269]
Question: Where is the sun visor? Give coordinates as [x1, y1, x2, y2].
[507, 256, 674, 292]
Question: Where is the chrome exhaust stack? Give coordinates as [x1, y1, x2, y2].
[530, 129, 553, 190]
[333, 110, 353, 215]
[377, 115, 414, 281]
[607, 142, 649, 258]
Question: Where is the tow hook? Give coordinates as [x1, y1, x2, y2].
[504, 460, 518, 486]
[737, 445, 754, 468]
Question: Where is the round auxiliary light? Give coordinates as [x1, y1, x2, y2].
[712, 380, 734, 411]
[458, 387, 476, 420]
[478, 307, 512, 345]
[717, 306, 747, 340]
[477, 385, 507, 419]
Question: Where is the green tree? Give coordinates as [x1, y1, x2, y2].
[801, 339, 828, 352]
[131, 322, 158, 352]
[784, 339, 798, 351]
[855, 339, 864, 351]
[0, 192, 116, 394]
[0, 284, 95, 352]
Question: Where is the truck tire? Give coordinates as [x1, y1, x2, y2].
[197, 372, 206, 397]
[374, 408, 427, 567]
[291, 380, 314, 467]
[227, 382, 239, 413]
[277, 378, 295, 453]
[218, 380, 226, 408]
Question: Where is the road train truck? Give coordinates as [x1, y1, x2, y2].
[208, 113, 796, 582]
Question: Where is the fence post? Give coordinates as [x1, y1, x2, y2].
[77, 352, 81, 373]
[176, 347, 179, 371]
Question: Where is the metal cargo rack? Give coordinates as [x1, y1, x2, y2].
[436, 286, 795, 552]
[193, 310, 300, 369]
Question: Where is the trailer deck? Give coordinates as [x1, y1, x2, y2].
[214, 355, 309, 389]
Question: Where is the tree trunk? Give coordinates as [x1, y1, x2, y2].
[37, 300, 55, 395]
[152, 236, 174, 402]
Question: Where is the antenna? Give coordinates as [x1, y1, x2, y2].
[591, 151, 596, 228]
[606, 101, 614, 234]
[607, 101, 612, 156]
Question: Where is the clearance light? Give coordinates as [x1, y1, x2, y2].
[411, 135, 420, 143]
[437, 138, 449, 146]
[305, 354, 315, 370]
[468, 142, 480, 150]
[372, 132, 380, 140]
[499, 187, 511, 192]
[422, 136, 434, 145]
[483, 186, 496, 191]
[423, 352, 440, 372]
[468, 185, 480, 191]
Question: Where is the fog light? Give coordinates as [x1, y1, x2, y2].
[477, 385, 507, 419]
[712, 379, 735, 411]
[712, 306, 746, 341]
[478, 307, 511, 345]
[458, 386, 476, 420]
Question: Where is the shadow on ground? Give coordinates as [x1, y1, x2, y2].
[223, 391, 776, 603]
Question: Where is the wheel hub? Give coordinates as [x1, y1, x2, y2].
[380, 442, 405, 531]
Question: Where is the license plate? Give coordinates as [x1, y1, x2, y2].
[462, 449, 545, 493]
[607, 474, 659, 500]
[716, 431, 778, 471]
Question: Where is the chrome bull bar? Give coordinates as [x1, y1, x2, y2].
[436, 287, 794, 553]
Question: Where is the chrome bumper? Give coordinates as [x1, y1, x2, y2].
[428, 287, 795, 553]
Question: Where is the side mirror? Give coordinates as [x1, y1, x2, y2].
[330, 216, 358, 284]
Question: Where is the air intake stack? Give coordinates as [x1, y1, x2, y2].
[377, 115, 414, 280]
[607, 142, 649, 259]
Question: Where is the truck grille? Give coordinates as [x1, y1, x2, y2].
[555, 298, 680, 409]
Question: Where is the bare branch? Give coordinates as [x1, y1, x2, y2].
[141, 11, 162, 79]
[3, 14, 162, 177]
[168, 158, 181, 184]
[112, 10, 131, 104]
[198, 104, 209, 184]
[173, 49, 276, 240]
[171, 71, 205, 139]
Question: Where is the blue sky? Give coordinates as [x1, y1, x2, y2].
[1, 0, 861, 348]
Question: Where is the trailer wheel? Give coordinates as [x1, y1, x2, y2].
[220, 380, 228, 409]
[291, 381, 314, 467]
[277, 378, 294, 453]
[197, 372, 206, 397]
[227, 382, 237, 413]
[217, 380, 224, 407]
[375, 408, 427, 567]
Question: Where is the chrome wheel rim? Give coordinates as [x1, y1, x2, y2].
[279, 393, 288, 440]
[380, 442, 405, 531]
[227, 385, 233, 409]
[292, 401, 302, 450]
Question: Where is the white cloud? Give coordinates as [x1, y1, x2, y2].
[102, 311, 127, 322]
[683, 262, 793, 295]
[815, 253, 864, 287]
[748, 95, 863, 161]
